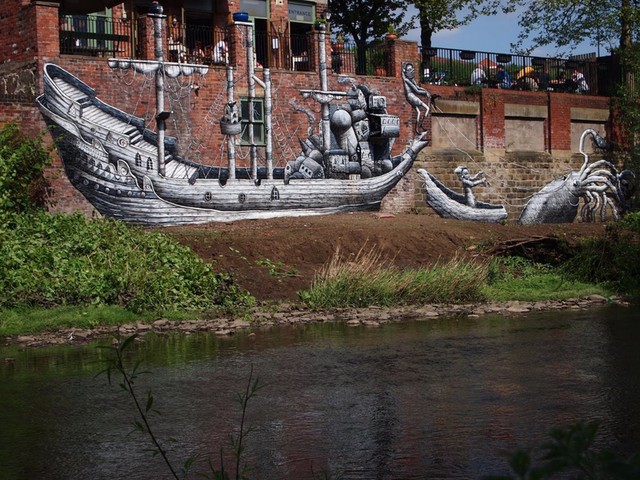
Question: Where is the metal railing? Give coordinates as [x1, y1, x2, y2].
[58, 16, 620, 92]
[166, 23, 229, 64]
[330, 40, 391, 76]
[419, 46, 605, 95]
[253, 31, 313, 71]
[59, 14, 132, 57]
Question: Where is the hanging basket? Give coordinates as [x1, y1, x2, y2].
[220, 120, 242, 136]
[233, 12, 249, 22]
[459, 50, 475, 61]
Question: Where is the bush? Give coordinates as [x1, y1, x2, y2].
[561, 225, 640, 298]
[0, 122, 51, 215]
[0, 211, 254, 312]
[484, 256, 610, 302]
[485, 422, 640, 480]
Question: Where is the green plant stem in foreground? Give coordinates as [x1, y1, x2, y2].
[99, 335, 263, 480]
[484, 421, 640, 480]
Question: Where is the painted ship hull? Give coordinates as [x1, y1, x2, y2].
[417, 169, 508, 223]
[37, 64, 427, 226]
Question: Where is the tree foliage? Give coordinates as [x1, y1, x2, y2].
[328, 0, 411, 45]
[505, 0, 640, 55]
[0, 210, 255, 312]
[0, 122, 51, 215]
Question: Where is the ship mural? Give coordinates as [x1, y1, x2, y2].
[35, 5, 429, 227]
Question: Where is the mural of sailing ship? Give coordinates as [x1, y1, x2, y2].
[35, 4, 428, 227]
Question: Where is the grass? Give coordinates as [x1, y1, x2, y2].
[299, 245, 613, 310]
[483, 257, 612, 302]
[0, 305, 199, 337]
[299, 245, 488, 309]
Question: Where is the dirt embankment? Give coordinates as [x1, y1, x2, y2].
[163, 212, 608, 302]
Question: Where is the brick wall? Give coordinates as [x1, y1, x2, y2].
[0, 0, 619, 221]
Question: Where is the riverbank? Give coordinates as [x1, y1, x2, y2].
[4, 294, 628, 349]
[4, 212, 631, 349]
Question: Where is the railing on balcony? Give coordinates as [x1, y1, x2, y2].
[419, 46, 606, 95]
[165, 23, 229, 64]
[330, 40, 391, 76]
[60, 14, 132, 57]
[253, 32, 314, 71]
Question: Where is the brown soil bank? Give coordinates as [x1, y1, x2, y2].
[163, 212, 609, 303]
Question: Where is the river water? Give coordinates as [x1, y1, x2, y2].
[1, 305, 639, 479]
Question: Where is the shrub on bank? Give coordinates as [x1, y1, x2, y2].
[299, 246, 488, 309]
[561, 221, 640, 298]
[484, 256, 611, 302]
[0, 211, 254, 313]
[299, 245, 614, 310]
[0, 122, 50, 215]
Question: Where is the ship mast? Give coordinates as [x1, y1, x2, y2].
[149, 1, 168, 176]
[236, 20, 273, 180]
[300, 22, 345, 152]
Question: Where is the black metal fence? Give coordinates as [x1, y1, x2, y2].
[165, 23, 229, 64]
[59, 14, 132, 57]
[330, 40, 391, 76]
[253, 31, 313, 71]
[419, 46, 609, 95]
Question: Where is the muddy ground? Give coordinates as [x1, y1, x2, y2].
[163, 212, 608, 303]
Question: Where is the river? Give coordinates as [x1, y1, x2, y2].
[1, 305, 639, 479]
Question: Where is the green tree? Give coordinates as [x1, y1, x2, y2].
[505, 0, 640, 190]
[506, 0, 639, 56]
[328, 0, 411, 74]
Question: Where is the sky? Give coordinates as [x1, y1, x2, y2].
[402, 6, 599, 58]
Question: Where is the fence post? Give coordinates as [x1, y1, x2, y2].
[386, 39, 420, 78]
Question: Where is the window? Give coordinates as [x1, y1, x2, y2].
[240, 0, 268, 18]
[288, 2, 314, 71]
[288, 2, 314, 23]
[240, 98, 265, 146]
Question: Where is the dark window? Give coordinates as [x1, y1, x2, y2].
[240, 98, 265, 146]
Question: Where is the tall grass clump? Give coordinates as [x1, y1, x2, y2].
[298, 245, 488, 309]
[0, 211, 254, 313]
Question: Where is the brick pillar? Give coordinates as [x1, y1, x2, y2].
[229, 21, 250, 73]
[480, 89, 506, 150]
[386, 39, 420, 78]
[138, 15, 155, 60]
[34, 1, 61, 59]
[548, 93, 573, 153]
[308, 29, 320, 73]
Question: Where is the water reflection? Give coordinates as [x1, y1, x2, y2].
[1, 305, 639, 479]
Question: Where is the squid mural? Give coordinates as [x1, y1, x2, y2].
[519, 129, 636, 224]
